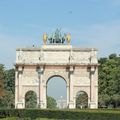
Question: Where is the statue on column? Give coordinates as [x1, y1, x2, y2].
[43, 33, 47, 45]
[66, 33, 71, 45]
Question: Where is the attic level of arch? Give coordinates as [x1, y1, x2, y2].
[16, 47, 98, 67]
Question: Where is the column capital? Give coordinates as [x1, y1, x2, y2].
[37, 66, 44, 75]
[17, 66, 24, 73]
[69, 66, 74, 72]
[91, 66, 95, 74]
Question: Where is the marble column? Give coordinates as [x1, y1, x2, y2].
[89, 66, 96, 108]
[70, 72, 73, 101]
[43, 85, 47, 109]
[15, 70, 18, 108]
[66, 85, 69, 108]
[16, 66, 24, 109]
[40, 74, 44, 108]
[69, 66, 75, 109]
[38, 66, 44, 108]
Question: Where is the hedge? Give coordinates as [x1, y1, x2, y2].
[0, 109, 120, 120]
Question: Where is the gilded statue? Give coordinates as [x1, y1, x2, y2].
[43, 33, 47, 45]
[42, 30, 71, 45]
[66, 33, 71, 45]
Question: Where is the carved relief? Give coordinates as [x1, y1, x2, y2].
[18, 50, 23, 60]
[39, 52, 44, 61]
[90, 50, 97, 63]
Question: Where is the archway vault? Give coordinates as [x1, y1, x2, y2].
[44, 70, 69, 86]
[44, 71, 69, 86]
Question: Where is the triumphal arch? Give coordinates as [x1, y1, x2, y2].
[15, 30, 98, 109]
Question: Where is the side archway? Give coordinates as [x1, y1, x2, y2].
[25, 91, 37, 108]
[76, 91, 88, 109]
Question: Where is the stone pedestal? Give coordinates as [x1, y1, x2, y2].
[89, 102, 97, 109]
[38, 101, 45, 109]
[16, 102, 24, 109]
[69, 102, 75, 109]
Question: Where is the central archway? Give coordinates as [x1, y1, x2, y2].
[46, 75, 67, 109]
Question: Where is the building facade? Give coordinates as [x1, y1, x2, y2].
[57, 98, 67, 109]
[15, 44, 98, 109]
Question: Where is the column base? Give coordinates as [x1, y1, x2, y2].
[89, 102, 98, 109]
[68, 102, 75, 109]
[16, 102, 24, 109]
[38, 101, 46, 109]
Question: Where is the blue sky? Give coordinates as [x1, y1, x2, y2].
[0, 0, 120, 68]
[0, 0, 120, 100]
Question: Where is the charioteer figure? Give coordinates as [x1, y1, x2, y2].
[42, 29, 71, 45]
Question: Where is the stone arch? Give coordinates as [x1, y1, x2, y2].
[46, 75, 67, 108]
[46, 75, 67, 85]
[22, 87, 39, 99]
[74, 87, 90, 100]
[43, 71, 69, 109]
[22, 87, 39, 108]
[44, 71, 69, 86]
[25, 90, 37, 108]
[75, 91, 89, 108]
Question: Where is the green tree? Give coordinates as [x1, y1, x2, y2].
[0, 64, 5, 98]
[47, 96, 57, 109]
[0, 91, 14, 108]
[109, 53, 117, 59]
[76, 91, 88, 108]
[25, 91, 37, 108]
[4, 69, 15, 94]
[0, 67, 15, 108]
[98, 53, 120, 108]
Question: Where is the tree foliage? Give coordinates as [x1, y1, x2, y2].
[47, 96, 57, 109]
[0, 64, 5, 98]
[4, 69, 15, 94]
[25, 91, 37, 108]
[0, 91, 14, 108]
[99, 53, 120, 108]
[76, 91, 88, 108]
[0, 66, 15, 108]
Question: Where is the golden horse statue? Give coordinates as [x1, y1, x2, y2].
[66, 33, 71, 45]
[43, 33, 47, 45]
